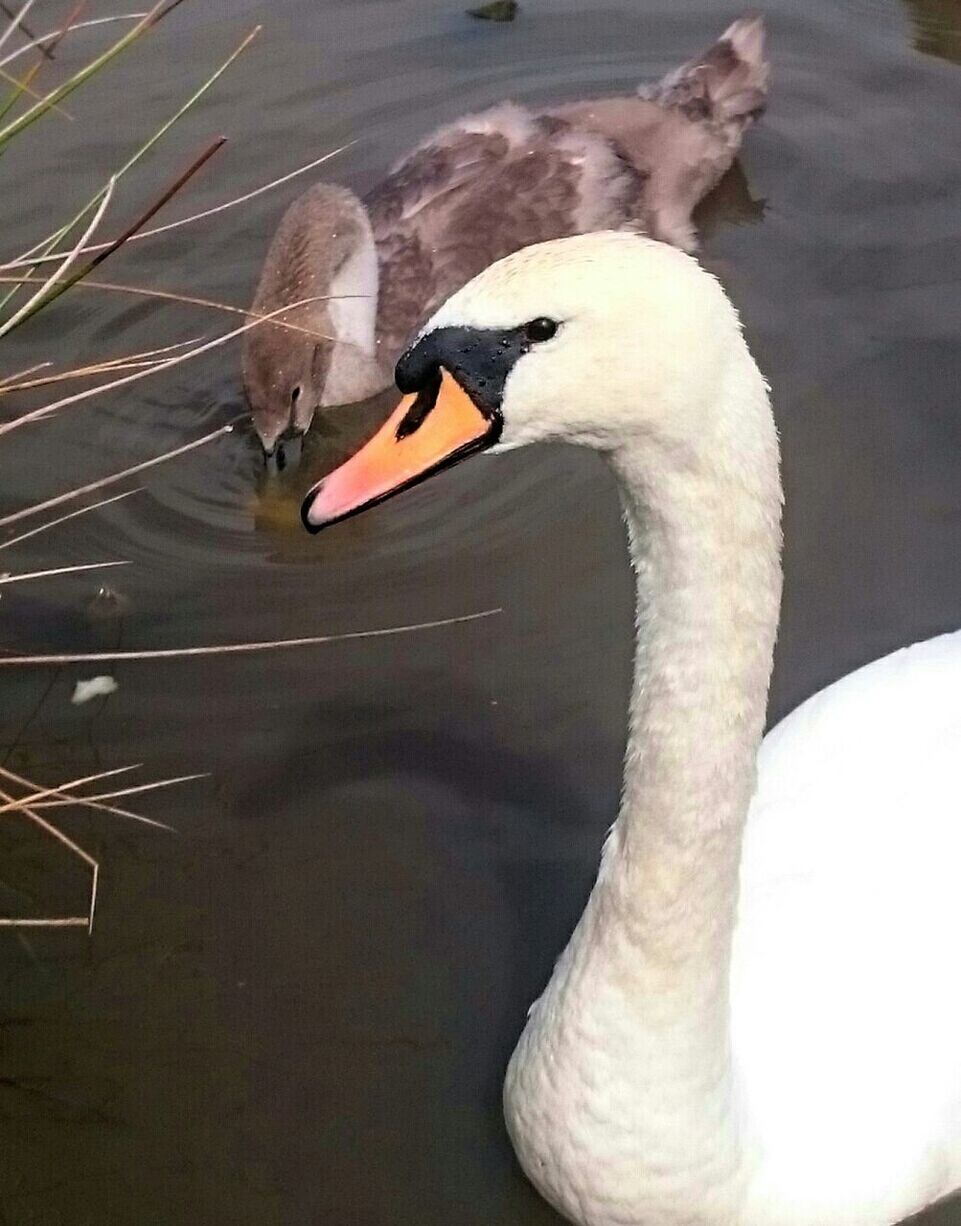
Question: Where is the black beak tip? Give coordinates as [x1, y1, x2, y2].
[300, 485, 323, 534]
[261, 441, 286, 475]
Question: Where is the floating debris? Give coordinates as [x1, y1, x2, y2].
[71, 675, 118, 705]
[86, 584, 131, 621]
[467, 0, 518, 21]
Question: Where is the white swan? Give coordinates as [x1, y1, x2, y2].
[300, 232, 961, 1226]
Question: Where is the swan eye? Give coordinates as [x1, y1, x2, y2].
[524, 317, 558, 344]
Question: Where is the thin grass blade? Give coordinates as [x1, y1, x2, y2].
[3, 137, 224, 334]
[0, 488, 142, 552]
[0, 0, 39, 56]
[0, 560, 130, 584]
[0, 15, 149, 72]
[0, 296, 326, 439]
[0, 764, 143, 813]
[0, 783, 98, 931]
[2, 144, 354, 268]
[0, 273, 333, 341]
[0, 338, 204, 396]
[0, 763, 177, 832]
[0, 610, 503, 665]
[0, 175, 116, 337]
[11, 22, 260, 268]
[0, 422, 236, 528]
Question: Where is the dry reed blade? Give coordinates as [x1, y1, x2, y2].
[0, 175, 116, 338]
[0, 273, 335, 341]
[1, 358, 171, 392]
[0, 0, 89, 123]
[81, 139, 224, 277]
[39, 0, 89, 59]
[0, 764, 143, 814]
[0, 0, 49, 55]
[81, 337, 204, 365]
[1, 19, 256, 321]
[0, 0, 182, 148]
[0, 422, 236, 529]
[12, 22, 259, 268]
[0, 488, 142, 553]
[0, 338, 203, 395]
[0, 784, 98, 931]
[0, 0, 38, 56]
[50, 795, 166, 828]
[72, 775, 205, 805]
[0, 764, 180, 832]
[0, 17, 64, 127]
[0, 760, 199, 928]
[0, 15, 148, 71]
[2, 138, 225, 335]
[0, 609, 504, 666]
[0, 296, 328, 440]
[0, 360, 49, 386]
[150, 0, 189, 26]
[0, 65, 74, 117]
[93, 142, 354, 252]
[0, 560, 129, 585]
[2, 144, 355, 268]
[25, 772, 205, 820]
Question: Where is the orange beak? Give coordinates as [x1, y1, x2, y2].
[301, 370, 499, 532]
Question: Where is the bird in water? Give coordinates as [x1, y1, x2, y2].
[300, 232, 961, 1226]
[243, 14, 768, 465]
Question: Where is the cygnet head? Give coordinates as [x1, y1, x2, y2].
[243, 183, 384, 465]
[301, 230, 764, 530]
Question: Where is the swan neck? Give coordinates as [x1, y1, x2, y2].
[606, 425, 782, 954]
[504, 336, 783, 1222]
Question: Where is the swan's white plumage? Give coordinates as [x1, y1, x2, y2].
[425, 233, 961, 1225]
[337, 230, 961, 1225]
[736, 630, 961, 1224]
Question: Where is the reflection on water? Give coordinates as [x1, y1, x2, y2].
[250, 391, 400, 557]
[693, 158, 767, 241]
[903, 0, 961, 64]
[2, 1, 961, 1223]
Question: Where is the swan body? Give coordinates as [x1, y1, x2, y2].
[734, 630, 961, 1225]
[243, 15, 768, 456]
[301, 232, 961, 1225]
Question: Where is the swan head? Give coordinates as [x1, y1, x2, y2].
[301, 230, 752, 530]
[244, 184, 384, 466]
[243, 305, 328, 465]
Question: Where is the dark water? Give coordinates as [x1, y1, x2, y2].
[1, 1, 960, 1222]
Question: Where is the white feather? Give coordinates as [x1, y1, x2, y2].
[418, 232, 961, 1226]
